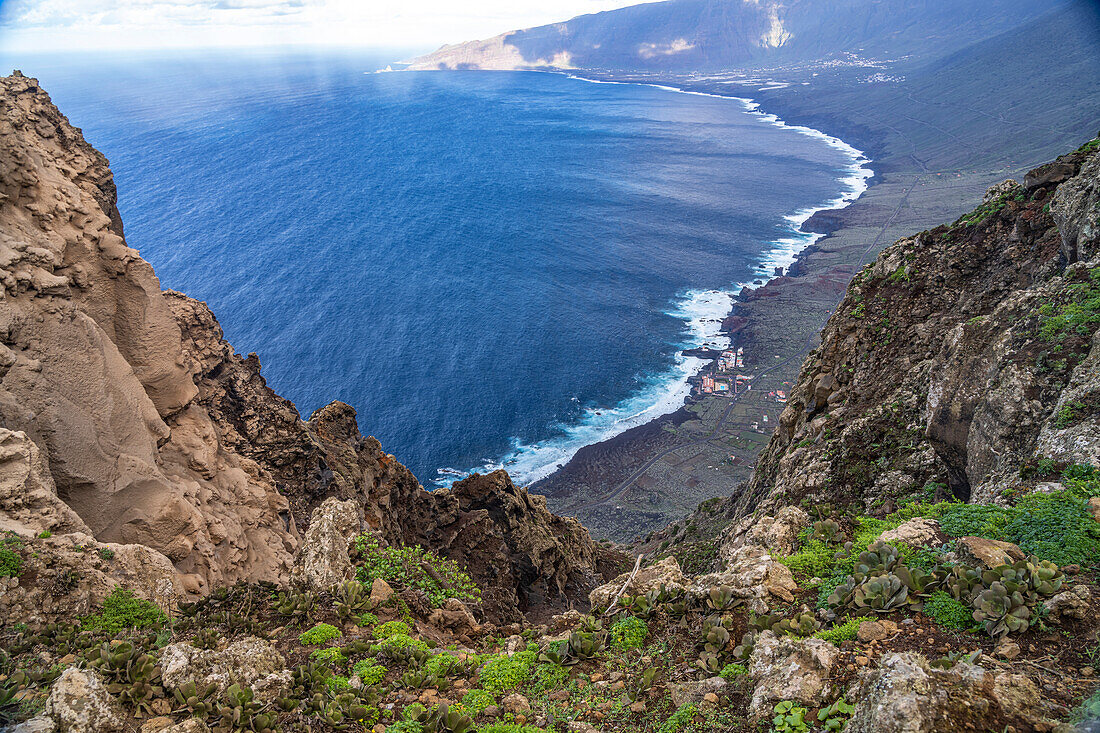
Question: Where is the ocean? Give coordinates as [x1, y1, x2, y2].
[7, 49, 870, 488]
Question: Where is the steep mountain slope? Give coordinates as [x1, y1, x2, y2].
[737, 143, 1100, 517]
[0, 72, 622, 623]
[739, 0, 1100, 175]
[408, 0, 1070, 72]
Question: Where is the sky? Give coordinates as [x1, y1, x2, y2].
[0, 0, 652, 53]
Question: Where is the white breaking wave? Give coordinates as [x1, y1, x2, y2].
[430, 74, 873, 489]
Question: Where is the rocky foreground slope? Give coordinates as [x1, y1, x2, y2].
[0, 74, 1099, 733]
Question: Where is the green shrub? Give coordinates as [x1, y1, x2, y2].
[371, 633, 429, 657]
[478, 651, 536, 694]
[610, 616, 648, 651]
[384, 722, 423, 733]
[97, 547, 115, 561]
[326, 675, 351, 693]
[779, 539, 836, 578]
[1037, 267, 1100, 343]
[1004, 491, 1099, 565]
[82, 587, 167, 633]
[353, 535, 480, 608]
[373, 621, 412, 639]
[422, 652, 462, 679]
[814, 617, 864, 643]
[0, 534, 24, 578]
[891, 542, 939, 572]
[352, 660, 387, 686]
[658, 703, 697, 733]
[923, 591, 973, 630]
[531, 662, 569, 693]
[458, 689, 494, 716]
[939, 504, 1012, 539]
[357, 612, 379, 628]
[719, 663, 747, 681]
[299, 622, 342, 646]
[311, 646, 347, 665]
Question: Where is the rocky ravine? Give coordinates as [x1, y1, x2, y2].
[0, 70, 623, 627]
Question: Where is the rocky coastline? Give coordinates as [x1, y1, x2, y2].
[1, 69, 1099, 733]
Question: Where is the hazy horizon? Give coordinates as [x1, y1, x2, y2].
[0, 0, 659, 53]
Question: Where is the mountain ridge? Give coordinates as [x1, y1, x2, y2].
[408, 0, 1073, 72]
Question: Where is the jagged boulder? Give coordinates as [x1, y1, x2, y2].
[1051, 149, 1100, 263]
[719, 506, 809, 557]
[0, 429, 88, 536]
[160, 637, 288, 701]
[845, 652, 1058, 732]
[42, 668, 124, 733]
[428, 597, 481, 635]
[1045, 584, 1092, 622]
[589, 555, 687, 609]
[955, 536, 1025, 569]
[748, 631, 839, 720]
[691, 545, 797, 613]
[292, 497, 362, 593]
[876, 518, 944, 548]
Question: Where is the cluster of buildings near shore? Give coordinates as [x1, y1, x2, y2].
[698, 346, 790, 404]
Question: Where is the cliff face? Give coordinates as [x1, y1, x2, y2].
[0, 72, 621, 621]
[733, 139, 1100, 519]
[0, 72, 297, 594]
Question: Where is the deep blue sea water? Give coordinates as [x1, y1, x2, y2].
[4, 50, 869, 487]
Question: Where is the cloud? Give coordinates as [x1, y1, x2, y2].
[0, 0, 653, 51]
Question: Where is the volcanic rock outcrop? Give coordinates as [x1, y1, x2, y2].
[733, 139, 1100, 517]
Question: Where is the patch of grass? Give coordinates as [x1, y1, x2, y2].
[659, 703, 697, 733]
[1037, 267, 1100, 344]
[310, 646, 347, 666]
[353, 535, 480, 608]
[385, 721, 423, 733]
[923, 591, 973, 630]
[371, 633, 429, 658]
[352, 660, 387, 686]
[81, 587, 167, 634]
[457, 689, 494, 717]
[719, 663, 747, 681]
[373, 621, 411, 639]
[778, 538, 837, 579]
[530, 662, 569, 694]
[674, 541, 719, 576]
[478, 651, 536, 694]
[609, 616, 647, 651]
[938, 504, 1013, 539]
[934, 486, 1099, 566]
[299, 623, 342, 646]
[0, 534, 23, 578]
[814, 617, 864, 643]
